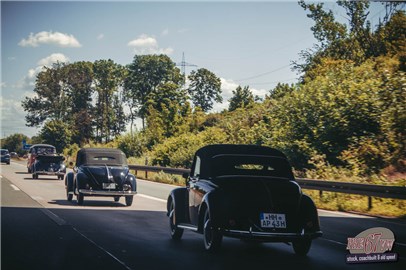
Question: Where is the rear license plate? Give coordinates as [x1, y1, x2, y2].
[103, 183, 116, 189]
[260, 213, 287, 228]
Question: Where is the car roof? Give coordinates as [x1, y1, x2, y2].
[195, 144, 288, 159]
[76, 148, 127, 166]
[29, 144, 55, 149]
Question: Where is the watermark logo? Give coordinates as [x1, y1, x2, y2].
[346, 227, 398, 264]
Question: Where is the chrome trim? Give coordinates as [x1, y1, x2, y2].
[79, 189, 137, 196]
[177, 224, 198, 231]
[223, 229, 322, 240]
[34, 171, 65, 175]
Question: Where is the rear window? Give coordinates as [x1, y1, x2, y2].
[1, 150, 9, 155]
[211, 154, 293, 179]
[34, 147, 55, 155]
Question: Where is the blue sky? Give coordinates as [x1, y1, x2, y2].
[0, 1, 388, 138]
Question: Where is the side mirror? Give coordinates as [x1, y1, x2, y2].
[69, 161, 74, 167]
[182, 172, 189, 179]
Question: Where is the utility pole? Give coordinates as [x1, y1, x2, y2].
[176, 52, 197, 88]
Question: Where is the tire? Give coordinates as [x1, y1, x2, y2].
[292, 239, 312, 256]
[125, 195, 133, 206]
[66, 182, 73, 202]
[169, 200, 183, 240]
[114, 196, 120, 202]
[203, 208, 222, 252]
[32, 173, 37, 179]
[77, 193, 84, 205]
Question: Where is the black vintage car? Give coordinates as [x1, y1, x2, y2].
[167, 144, 322, 255]
[65, 148, 137, 206]
[27, 144, 66, 179]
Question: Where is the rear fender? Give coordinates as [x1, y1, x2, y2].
[198, 192, 221, 232]
[299, 194, 320, 232]
[167, 187, 188, 225]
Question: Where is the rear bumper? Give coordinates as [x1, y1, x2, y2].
[34, 171, 65, 176]
[78, 189, 137, 196]
[223, 228, 322, 242]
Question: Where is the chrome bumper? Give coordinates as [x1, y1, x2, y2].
[79, 189, 137, 196]
[34, 171, 65, 176]
[223, 228, 322, 241]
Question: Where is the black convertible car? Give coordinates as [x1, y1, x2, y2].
[65, 148, 137, 206]
[167, 144, 322, 255]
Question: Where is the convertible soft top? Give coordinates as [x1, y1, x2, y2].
[76, 148, 128, 166]
[194, 144, 294, 179]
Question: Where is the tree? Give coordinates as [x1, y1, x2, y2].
[268, 83, 296, 100]
[22, 62, 69, 127]
[93, 59, 127, 143]
[123, 54, 182, 129]
[228, 85, 254, 111]
[187, 68, 222, 112]
[39, 120, 72, 153]
[295, 1, 405, 79]
[0, 133, 30, 156]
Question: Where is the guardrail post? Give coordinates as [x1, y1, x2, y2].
[319, 190, 323, 199]
[368, 196, 372, 210]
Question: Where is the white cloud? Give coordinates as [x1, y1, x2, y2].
[211, 78, 268, 112]
[37, 53, 70, 66]
[15, 53, 70, 89]
[18, 31, 82, 48]
[127, 34, 173, 55]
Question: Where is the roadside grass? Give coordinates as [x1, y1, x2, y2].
[304, 190, 406, 218]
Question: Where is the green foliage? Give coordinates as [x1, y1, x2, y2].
[39, 120, 72, 153]
[228, 85, 255, 111]
[187, 68, 222, 112]
[0, 133, 30, 156]
[123, 54, 182, 128]
[149, 127, 227, 168]
[116, 132, 146, 158]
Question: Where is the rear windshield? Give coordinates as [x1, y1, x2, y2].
[211, 154, 293, 179]
[1, 150, 9, 155]
[34, 147, 56, 155]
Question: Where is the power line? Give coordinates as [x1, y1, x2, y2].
[235, 64, 291, 82]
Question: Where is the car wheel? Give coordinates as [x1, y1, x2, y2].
[203, 208, 222, 252]
[77, 193, 84, 205]
[169, 200, 183, 240]
[32, 173, 37, 179]
[114, 196, 120, 202]
[125, 195, 133, 206]
[292, 239, 312, 256]
[66, 189, 73, 201]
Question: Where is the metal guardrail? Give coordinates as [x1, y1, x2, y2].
[128, 164, 406, 208]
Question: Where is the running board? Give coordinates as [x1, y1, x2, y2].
[178, 224, 198, 231]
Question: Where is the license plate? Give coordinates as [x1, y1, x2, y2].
[260, 213, 287, 228]
[103, 183, 116, 189]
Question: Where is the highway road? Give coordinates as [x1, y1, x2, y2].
[1, 160, 405, 270]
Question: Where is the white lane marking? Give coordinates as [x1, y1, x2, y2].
[39, 208, 67, 226]
[72, 226, 133, 270]
[30, 196, 44, 201]
[10, 184, 20, 191]
[138, 193, 166, 203]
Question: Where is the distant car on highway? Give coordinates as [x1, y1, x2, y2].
[1, 149, 11, 165]
[167, 144, 322, 255]
[65, 148, 137, 206]
[27, 144, 66, 179]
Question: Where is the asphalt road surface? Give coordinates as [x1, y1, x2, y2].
[1, 160, 405, 270]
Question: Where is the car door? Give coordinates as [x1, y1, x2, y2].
[188, 155, 201, 225]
